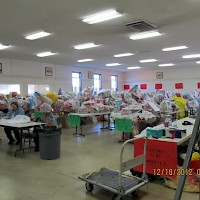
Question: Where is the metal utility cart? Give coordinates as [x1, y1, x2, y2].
[78, 137, 148, 200]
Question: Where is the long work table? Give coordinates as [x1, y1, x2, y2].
[69, 112, 112, 136]
[133, 117, 197, 177]
[136, 117, 196, 145]
[0, 121, 45, 156]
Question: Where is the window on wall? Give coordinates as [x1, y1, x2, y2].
[28, 84, 50, 95]
[93, 73, 102, 93]
[111, 75, 118, 91]
[72, 72, 82, 93]
[0, 84, 20, 94]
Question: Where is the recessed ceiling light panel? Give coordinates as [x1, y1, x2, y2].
[139, 59, 157, 63]
[129, 30, 161, 40]
[182, 54, 200, 59]
[25, 31, 51, 40]
[77, 59, 94, 62]
[114, 53, 133, 57]
[162, 46, 188, 51]
[74, 43, 98, 50]
[159, 63, 174, 67]
[36, 51, 56, 57]
[106, 63, 121, 66]
[196, 61, 200, 64]
[82, 9, 123, 24]
[0, 43, 11, 50]
[127, 66, 141, 70]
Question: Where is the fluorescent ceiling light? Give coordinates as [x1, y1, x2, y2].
[196, 61, 200, 64]
[159, 63, 174, 67]
[139, 59, 157, 63]
[25, 31, 51, 40]
[0, 44, 11, 50]
[106, 63, 121, 66]
[82, 9, 123, 24]
[162, 46, 188, 51]
[127, 66, 141, 70]
[182, 54, 200, 59]
[37, 51, 56, 57]
[77, 59, 94, 62]
[129, 30, 161, 40]
[114, 53, 133, 57]
[74, 43, 98, 50]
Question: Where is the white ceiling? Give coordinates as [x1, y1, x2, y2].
[1, 0, 200, 71]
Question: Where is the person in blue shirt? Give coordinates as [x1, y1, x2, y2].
[4, 102, 25, 144]
[0, 101, 9, 117]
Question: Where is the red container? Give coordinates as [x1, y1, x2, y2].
[189, 160, 200, 172]
[97, 116, 102, 122]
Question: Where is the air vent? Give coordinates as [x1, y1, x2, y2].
[126, 20, 157, 32]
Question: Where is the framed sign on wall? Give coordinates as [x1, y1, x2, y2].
[123, 85, 130, 90]
[140, 84, 147, 90]
[88, 71, 93, 79]
[155, 83, 162, 89]
[175, 82, 183, 89]
[156, 72, 163, 79]
[45, 67, 53, 76]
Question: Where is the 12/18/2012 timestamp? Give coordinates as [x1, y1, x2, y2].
[153, 168, 200, 176]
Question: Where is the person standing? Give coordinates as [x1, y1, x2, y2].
[4, 102, 25, 144]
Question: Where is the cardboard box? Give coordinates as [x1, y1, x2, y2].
[57, 113, 69, 128]
[147, 128, 164, 138]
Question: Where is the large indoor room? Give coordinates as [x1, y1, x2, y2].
[0, 1, 200, 200]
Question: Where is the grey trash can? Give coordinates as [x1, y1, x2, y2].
[39, 127, 62, 160]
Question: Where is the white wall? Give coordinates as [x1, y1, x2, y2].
[124, 66, 200, 93]
[2, 57, 199, 95]
[0, 58, 124, 96]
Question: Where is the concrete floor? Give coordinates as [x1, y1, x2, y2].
[0, 123, 199, 200]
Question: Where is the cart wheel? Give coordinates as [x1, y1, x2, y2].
[85, 183, 93, 192]
[132, 190, 139, 197]
[112, 194, 122, 200]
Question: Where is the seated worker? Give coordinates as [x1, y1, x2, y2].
[20, 109, 42, 151]
[4, 102, 25, 144]
[0, 100, 9, 117]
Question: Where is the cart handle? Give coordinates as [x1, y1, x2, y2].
[119, 136, 148, 190]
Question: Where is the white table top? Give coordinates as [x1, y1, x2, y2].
[136, 117, 196, 145]
[69, 112, 111, 117]
[0, 121, 45, 128]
